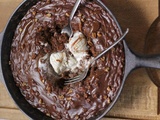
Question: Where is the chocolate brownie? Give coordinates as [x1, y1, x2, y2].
[10, 0, 125, 119]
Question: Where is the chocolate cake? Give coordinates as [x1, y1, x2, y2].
[10, 0, 125, 119]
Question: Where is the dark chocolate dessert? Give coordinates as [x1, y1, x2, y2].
[10, 0, 125, 119]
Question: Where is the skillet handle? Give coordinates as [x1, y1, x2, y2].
[134, 54, 160, 87]
[135, 54, 160, 69]
[0, 31, 4, 84]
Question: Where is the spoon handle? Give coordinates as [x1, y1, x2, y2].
[92, 28, 129, 63]
[69, 0, 81, 21]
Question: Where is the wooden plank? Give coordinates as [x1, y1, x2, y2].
[0, 108, 131, 120]
[0, 108, 28, 120]
[0, 83, 17, 109]
[0, 0, 22, 32]
[106, 69, 160, 120]
[0, 0, 160, 120]
[102, 118, 130, 120]
[104, 0, 158, 54]
[158, 88, 160, 115]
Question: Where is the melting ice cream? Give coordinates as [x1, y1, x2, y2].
[50, 31, 92, 76]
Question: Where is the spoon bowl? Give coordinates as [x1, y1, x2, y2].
[61, 0, 81, 37]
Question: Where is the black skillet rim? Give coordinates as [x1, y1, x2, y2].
[1, 0, 127, 119]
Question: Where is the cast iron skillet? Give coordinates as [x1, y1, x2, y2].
[0, 0, 160, 120]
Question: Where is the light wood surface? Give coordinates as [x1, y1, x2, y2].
[0, 0, 160, 120]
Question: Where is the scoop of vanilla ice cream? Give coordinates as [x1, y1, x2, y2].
[50, 51, 78, 75]
[50, 52, 67, 74]
[50, 31, 91, 75]
[68, 31, 88, 61]
[67, 55, 78, 71]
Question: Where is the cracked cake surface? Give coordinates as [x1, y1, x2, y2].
[10, 0, 125, 119]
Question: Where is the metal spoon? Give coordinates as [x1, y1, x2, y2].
[64, 28, 129, 85]
[61, 0, 82, 37]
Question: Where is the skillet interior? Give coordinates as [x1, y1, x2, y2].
[1, 0, 127, 119]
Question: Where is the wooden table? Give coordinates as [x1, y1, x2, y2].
[0, 0, 159, 119]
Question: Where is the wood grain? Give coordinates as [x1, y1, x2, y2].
[0, 0, 160, 120]
[0, 108, 28, 120]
